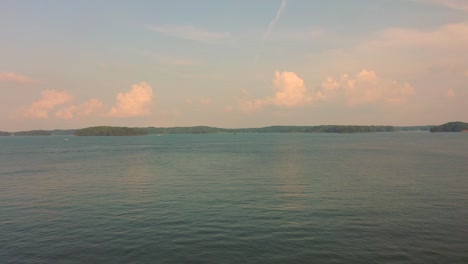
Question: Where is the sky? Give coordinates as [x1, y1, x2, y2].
[1, 0, 467, 131]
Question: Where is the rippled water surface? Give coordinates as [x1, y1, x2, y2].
[1, 133, 467, 263]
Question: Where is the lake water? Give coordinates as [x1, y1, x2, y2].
[1, 133, 467, 263]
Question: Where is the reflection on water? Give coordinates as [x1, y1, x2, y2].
[274, 138, 307, 212]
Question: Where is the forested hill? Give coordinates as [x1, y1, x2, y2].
[430, 122, 468, 132]
[147, 125, 409, 134]
[74, 126, 148, 136]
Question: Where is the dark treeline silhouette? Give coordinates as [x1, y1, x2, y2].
[4, 123, 459, 136]
[430, 122, 468, 132]
[74, 126, 148, 136]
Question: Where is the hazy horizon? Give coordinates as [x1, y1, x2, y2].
[1, 0, 467, 131]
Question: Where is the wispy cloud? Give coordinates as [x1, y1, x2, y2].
[363, 22, 468, 50]
[149, 25, 232, 44]
[266, 27, 324, 42]
[263, 0, 288, 41]
[412, 0, 468, 11]
[0, 72, 36, 84]
[142, 51, 200, 66]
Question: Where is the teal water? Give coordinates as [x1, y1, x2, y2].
[1, 133, 467, 263]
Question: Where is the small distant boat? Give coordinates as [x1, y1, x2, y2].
[64, 138, 69, 141]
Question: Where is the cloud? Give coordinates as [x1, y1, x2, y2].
[55, 105, 77, 120]
[335, 21, 468, 79]
[363, 22, 468, 51]
[412, 0, 468, 11]
[266, 27, 324, 42]
[149, 25, 232, 44]
[22, 90, 73, 119]
[199, 97, 212, 105]
[142, 51, 200, 66]
[0, 72, 36, 84]
[54, 98, 104, 120]
[19, 83, 151, 120]
[186, 97, 212, 106]
[224, 105, 234, 113]
[108, 82, 154, 117]
[241, 71, 317, 112]
[79, 98, 104, 117]
[447, 88, 456, 98]
[271, 71, 313, 107]
[241, 70, 414, 112]
[337, 70, 415, 106]
[263, 0, 288, 41]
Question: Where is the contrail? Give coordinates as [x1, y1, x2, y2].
[253, 0, 288, 64]
[263, 0, 288, 41]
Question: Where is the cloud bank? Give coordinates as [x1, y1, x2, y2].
[20, 82, 153, 120]
[241, 70, 414, 112]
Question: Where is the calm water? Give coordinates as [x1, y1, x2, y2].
[1, 133, 467, 263]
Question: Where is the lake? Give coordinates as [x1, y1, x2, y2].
[1, 133, 467, 263]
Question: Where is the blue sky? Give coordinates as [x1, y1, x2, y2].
[1, 0, 467, 130]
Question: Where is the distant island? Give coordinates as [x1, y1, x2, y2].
[429, 121, 468, 132]
[1, 122, 466, 136]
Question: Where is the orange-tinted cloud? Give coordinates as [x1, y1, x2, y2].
[108, 82, 154, 117]
[0, 72, 36, 84]
[241, 71, 316, 112]
[185, 97, 213, 105]
[331, 70, 415, 106]
[447, 88, 456, 98]
[412, 0, 468, 11]
[55, 105, 77, 120]
[22, 90, 73, 119]
[54, 98, 105, 120]
[79, 98, 104, 117]
[240, 70, 414, 112]
[272, 71, 312, 107]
